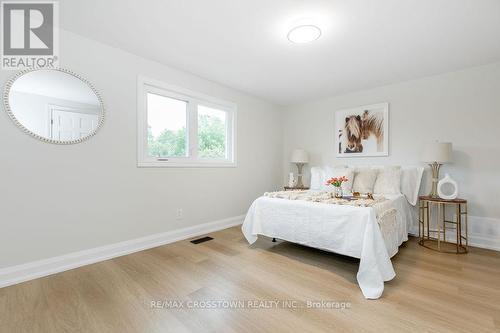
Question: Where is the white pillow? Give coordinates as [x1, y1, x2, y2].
[373, 166, 402, 194]
[352, 168, 378, 193]
[310, 167, 325, 190]
[322, 166, 354, 192]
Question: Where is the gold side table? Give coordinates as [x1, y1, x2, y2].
[418, 196, 468, 254]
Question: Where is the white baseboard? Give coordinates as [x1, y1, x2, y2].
[0, 215, 245, 289]
[409, 215, 500, 252]
[1, 213, 497, 289]
[465, 215, 500, 251]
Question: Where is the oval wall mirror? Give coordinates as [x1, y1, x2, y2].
[3, 68, 104, 144]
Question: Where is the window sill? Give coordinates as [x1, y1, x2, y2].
[137, 160, 237, 168]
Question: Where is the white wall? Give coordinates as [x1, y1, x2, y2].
[0, 30, 283, 268]
[283, 62, 500, 221]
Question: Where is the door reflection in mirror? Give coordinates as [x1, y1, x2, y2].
[5, 68, 104, 144]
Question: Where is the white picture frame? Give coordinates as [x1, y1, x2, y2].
[335, 102, 389, 157]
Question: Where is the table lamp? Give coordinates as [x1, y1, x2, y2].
[422, 142, 452, 198]
[291, 149, 309, 188]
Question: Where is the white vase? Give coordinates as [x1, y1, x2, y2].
[437, 173, 458, 200]
[334, 186, 343, 198]
[288, 172, 295, 188]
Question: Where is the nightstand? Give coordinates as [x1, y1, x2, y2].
[284, 186, 309, 191]
[418, 196, 468, 254]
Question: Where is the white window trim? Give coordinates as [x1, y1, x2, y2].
[137, 76, 237, 167]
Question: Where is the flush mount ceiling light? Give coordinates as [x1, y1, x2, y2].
[287, 25, 322, 43]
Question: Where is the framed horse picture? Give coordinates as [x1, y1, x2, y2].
[335, 102, 389, 157]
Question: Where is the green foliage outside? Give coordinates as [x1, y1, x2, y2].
[148, 125, 186, 157]
[148, 113, 226, 159]
[197, 113, 226, 158]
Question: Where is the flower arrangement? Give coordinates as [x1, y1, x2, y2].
[325, 176, 348, 188]
[326, 176, 348, 198]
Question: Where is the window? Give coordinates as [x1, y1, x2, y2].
[138, 77, 236, 167]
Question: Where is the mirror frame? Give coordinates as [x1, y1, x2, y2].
[3, 67, 105, 145]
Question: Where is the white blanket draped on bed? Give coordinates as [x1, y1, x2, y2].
[242, 194, 411, 299]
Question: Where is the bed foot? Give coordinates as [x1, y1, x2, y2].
[272, 238, 277, 242]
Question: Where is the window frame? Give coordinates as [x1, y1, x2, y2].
[137, 76, 237, 167]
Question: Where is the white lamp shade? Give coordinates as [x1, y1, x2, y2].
[291, 149, 309, 163]
[422, 142, 452, 163]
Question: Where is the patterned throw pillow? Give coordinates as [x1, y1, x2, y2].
[352, 168, 378, 193]
[373, 166, 402, 194]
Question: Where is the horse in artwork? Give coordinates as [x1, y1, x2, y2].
[344, 115, 363, 153]
[343, 110, 384, 153]
[361, 110, 384, 152]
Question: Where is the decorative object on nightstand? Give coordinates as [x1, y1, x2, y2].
[290, 149, 309, 189]
[437, 173, 458, 199]
[422, 141, 452, 198]
[418, 196, 468, 254]
[288, 172, 295, 188]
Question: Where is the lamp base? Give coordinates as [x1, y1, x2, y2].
[295, 163, 305, 188]
[428, 162, 442, 198]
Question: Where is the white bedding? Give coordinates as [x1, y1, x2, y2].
[241, 193, 413, 299]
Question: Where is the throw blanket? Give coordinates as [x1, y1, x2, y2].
[264, 190, 386, 207]
[264, 190, 395, 228]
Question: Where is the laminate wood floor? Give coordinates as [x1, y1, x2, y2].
[1, 226, 499, 333]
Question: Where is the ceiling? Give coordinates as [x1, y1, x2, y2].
[60, 0, 500, 105]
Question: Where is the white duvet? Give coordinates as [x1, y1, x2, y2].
[241, 193, 413, 299]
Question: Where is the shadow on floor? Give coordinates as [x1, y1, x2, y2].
[252, 236, 360, 284]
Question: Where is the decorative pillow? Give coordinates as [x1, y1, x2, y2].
[352, 168, 378, 193]
[310, 167, 325, 190]
[322, 166, 354, 192]
[373, 166, 402, 194]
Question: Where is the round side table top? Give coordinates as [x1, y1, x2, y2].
[419, 196, 467, 204]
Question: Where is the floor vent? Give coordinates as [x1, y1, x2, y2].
[190, 236, 214, 244]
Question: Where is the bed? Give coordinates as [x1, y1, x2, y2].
[241, 166, 423, 299]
